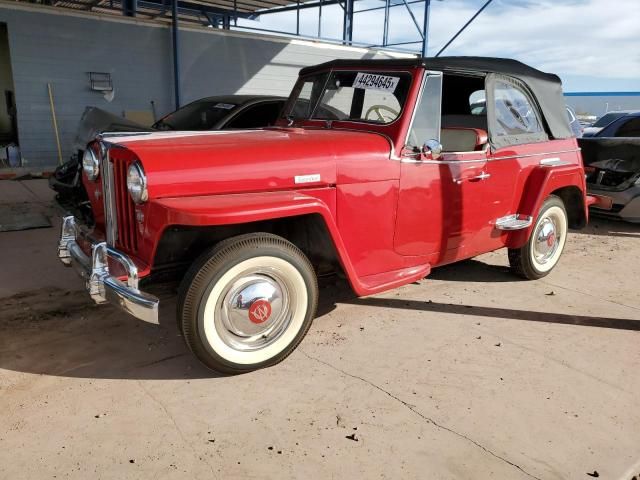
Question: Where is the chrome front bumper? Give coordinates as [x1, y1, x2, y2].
[57, 216, 159, 323]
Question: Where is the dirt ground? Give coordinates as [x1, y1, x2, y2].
[0, 180, 639, 480]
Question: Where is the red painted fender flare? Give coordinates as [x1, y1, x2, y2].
[506, 165, 587, 249]
[148, 191, 392, 296]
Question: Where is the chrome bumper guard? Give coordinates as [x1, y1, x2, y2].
[57, 216, 159, 324]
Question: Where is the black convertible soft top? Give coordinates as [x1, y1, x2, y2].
[300, 56, 573, 141]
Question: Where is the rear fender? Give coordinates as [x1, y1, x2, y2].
[507, 165, 586, 249]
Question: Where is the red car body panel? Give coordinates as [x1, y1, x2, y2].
[81, 62, 587, 298]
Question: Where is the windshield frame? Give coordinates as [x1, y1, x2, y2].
[283, 68, 414, 127]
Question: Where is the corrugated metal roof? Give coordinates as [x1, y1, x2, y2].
[14, 0, 312, 24]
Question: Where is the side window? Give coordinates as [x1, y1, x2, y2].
[225, 102, 283, 129]
[493, 81, 543, 136]
[469, 90, 486, 115]
[407, 74, 442, 148]
[615, 118, 640, 137]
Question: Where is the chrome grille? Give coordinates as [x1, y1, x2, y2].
[112, 157, 138, 253]
[100, 149, 138, 253]
[100, 150, 117, 246]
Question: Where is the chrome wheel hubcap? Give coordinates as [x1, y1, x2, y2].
[533, 216, 559, 264]
[216, 269, 291, 352]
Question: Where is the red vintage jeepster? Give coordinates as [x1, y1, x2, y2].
[58, 57, 592, 374]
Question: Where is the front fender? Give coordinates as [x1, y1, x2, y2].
[144, 189, 379, 296]
[152, 190, 336, 226]
[507, 164, 587, 249]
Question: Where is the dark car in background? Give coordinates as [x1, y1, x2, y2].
[49, 95, 286, 222]
[582, 110, 639, 137]
[592, 112, 640, 138]
[152, 95, 285, 131]
[579, 111, 640, 223]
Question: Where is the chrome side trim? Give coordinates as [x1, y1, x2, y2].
[489, 148, 581, 162]
[399, 148, 580, 165]
[539, 157, 571, 167]
[494, 214, 533, 231]
[57, 216, 159, 324]
[101, 149, 117, 246]
[400, 156, 487, 165]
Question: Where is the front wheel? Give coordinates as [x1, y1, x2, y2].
[178, 233, 318, 374]
[508, 195, 568, 280]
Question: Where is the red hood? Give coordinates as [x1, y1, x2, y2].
[106, 128, 393, 198]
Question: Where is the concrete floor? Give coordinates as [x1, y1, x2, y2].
[1, 180, 639, 480]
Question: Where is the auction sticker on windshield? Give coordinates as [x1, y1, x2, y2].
[353, 73, 400, 93]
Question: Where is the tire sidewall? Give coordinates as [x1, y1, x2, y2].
[182, 239, 317, 373]
[527, 197, 568, 277]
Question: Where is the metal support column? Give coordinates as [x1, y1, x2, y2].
[436, 0, 493, 57]
[172, 0, 181, 110]
[421, 0, 430, 56]
[342, 0, 354, 44]
[317, 0, 323, 37]
[123, 0, 137, 16]
[382, 0, 390, 46]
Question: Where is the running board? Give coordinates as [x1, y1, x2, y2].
[494, 214, 533, 230]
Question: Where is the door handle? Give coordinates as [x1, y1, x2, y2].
[470, 172, 491, 181]
[454, 171, 491, 184]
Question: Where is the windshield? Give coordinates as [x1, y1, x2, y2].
[154, 100, 238, 130]
[285, 70, 412, 125]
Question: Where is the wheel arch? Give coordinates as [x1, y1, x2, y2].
[507, 165, 587, 249]
[550, 185, 587, 229]
[151, 213, 346, 282]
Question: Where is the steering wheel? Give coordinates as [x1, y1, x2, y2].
[364, 105, 399, 123]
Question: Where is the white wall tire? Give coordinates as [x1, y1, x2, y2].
[178, 233, 318, 374]
[509, 195, 568, 280]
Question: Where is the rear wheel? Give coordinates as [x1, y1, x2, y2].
[508, 195, 568, 280]
[178, 233, 318, 374]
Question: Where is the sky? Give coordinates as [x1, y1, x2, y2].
[238, 0, 640, 92]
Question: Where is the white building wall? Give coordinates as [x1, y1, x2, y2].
[0, 1, 410, 168]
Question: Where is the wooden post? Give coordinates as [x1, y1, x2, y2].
[47, 83, 63, 166]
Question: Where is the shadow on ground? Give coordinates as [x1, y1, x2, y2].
[1, 257, 638, 382]
[0, 286, 216, 381]
[576, 216, 640, 238]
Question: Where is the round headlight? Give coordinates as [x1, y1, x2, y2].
[82, 148, 99, 181]
[127, 162, 148, 204]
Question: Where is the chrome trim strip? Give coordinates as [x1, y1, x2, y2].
[539, 157, 572, 167]
[489, 148, 581, 162]
[399, 148, 580, 165]
[400, 157, 487, 165]
[57, 216, 159, 324]
[101, 149, 117, 246]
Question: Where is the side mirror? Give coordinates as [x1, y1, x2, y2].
[421, 139, 443, 160]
